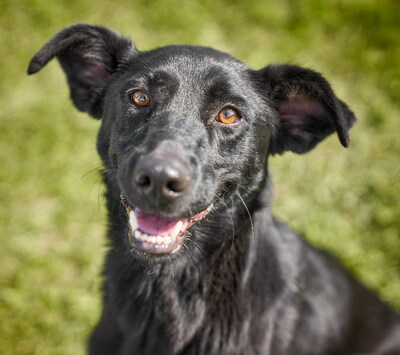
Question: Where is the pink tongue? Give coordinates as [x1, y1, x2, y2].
[135, 210, 188, 236]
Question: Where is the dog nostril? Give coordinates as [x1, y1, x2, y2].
[166, 179, 186, 194]
[135, 173, 151, 188]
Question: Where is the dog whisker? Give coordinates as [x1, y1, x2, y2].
[81, 166, 103, 179]
[182, 241, 196, 261]
[230, 196, 236, 251]
[185, 237, 206, 257]
[236, 191, 255, 241]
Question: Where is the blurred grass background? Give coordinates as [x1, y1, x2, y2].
[0, 0, 399, 353]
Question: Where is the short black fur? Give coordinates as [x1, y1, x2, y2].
[29, 24, 400, 355]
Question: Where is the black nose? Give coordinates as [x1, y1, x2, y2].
[132, 154, 191, 205]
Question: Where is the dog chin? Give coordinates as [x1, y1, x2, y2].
[121, 195, 213, 257]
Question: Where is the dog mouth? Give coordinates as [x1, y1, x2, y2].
[121, 196, 212, 255]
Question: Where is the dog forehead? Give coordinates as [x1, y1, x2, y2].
[138, 45, 241, 65]
[133, 45, 248, 83]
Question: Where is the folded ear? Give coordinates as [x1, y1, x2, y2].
[28, 24, 135, 118]
[257, 64, 356, 155]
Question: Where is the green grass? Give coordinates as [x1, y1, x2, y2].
[0, 0, 399, 353]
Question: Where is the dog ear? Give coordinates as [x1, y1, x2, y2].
[256, 64, 356, 154]
[28, 24, 135, 118]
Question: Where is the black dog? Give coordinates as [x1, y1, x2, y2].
[28, 24, 400, 355]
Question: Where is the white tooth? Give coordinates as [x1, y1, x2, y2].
[170, 221, 183, 240]
[134, 230, 141, 240]
[129, 210, 138, 231]
[165, 236, 172, 244]
[134, 230, 146, 242]
[156, 236, 164, 244]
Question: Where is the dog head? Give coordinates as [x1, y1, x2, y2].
[28, 24, 355, 259]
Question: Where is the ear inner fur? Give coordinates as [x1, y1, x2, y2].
[27, 23, 135, 118]
[257, 64, 356, 155]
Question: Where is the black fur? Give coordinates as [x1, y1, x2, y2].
[28, 24, 400, 355]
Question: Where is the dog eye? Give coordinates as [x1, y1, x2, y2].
[217, 108, 240, 124]
[130, 90, 151, 107]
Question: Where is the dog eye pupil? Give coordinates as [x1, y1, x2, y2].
[218, 108, 239, 124]
[131, 90, 151, 107]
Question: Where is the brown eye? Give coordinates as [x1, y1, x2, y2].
[217, 108, 240, 124]
[131, 90, 151, 107]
